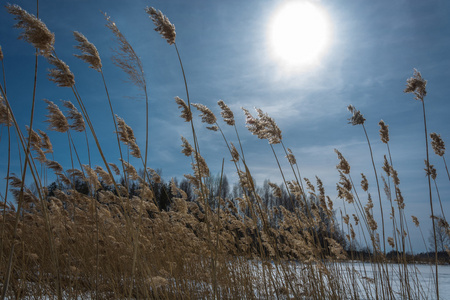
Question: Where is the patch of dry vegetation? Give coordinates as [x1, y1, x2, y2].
[0, 3, 448, 299]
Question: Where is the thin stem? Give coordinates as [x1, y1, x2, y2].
[70, 85, 121, 197]
[269, 144, 298, 212]
[99, 69, 144, 298]
[433, 179, 446, 222]
[1, 60, 6, 95]
[174, 42, 218, 298]
[99, 70, 126, 177]
[2, 47, 40, 300]
[233, 124, 246, 162]
[84, 129, 91, 167]
[362, 124, 386, 255]
[174, 44, 190, 106]
[421, 99, 438, 300]
[280, 141, 305, 194]
[69, 133, 84, 171]
[443, 156, 450, 182]
[0, 60, 11, 262]
[143, 87, 149, 179]
[0, 120, 11, 261]
[212, 158, 225, 299]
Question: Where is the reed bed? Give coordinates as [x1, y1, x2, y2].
[0, 3, 448, 299]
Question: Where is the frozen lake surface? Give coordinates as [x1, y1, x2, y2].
[251, 261, 450, 299]
[338, 262, 450, 300]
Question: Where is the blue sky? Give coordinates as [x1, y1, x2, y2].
[1, 0, 449, 252]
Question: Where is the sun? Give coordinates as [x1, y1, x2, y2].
[269, 1, 331, 67]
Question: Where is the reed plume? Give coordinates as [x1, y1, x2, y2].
[116, 115, 132, 144]
[430, 133, 445, 157]
[25, 125, 41, 148]
[104, 11, 149, 223]
[191, 103, 217, 125]
[268, 182, 282, 198]
[390, 166, 400, 186]
[95, 166, 114, 185]
[5, 4, 54, 56]
[334, 149, 350, 175]
[38, 129, 53, 154]
[285, 148, 296, 165]
[83, 164, 100, 188]
[145, 7, 176, 45]
[430, 132, 450, 181]
[230, 142, 240, 162]
[404, 69, 427, 100]
[73, 31, 102, 72]
[104, 13, 145, 90]
[109, 163, 121, 176]
[181, 136, 194, 157]
[361, 173, 369, 192]
[0, 94, 12, 126]
[129, 141, 141, 158]
[55, 173, 70, 188]
[175, 96, 192, 122]
[115, 115, 141, 158]
[388, 237, 395, 248]
[43, 99, 69, 133]
[62, 101, 85, 132]
[424, 160, 436, 179]
[46, 160, 63, 173]
[7, 174, 23, 188]
[119, 159, 140, 181]
[25, 126, 46, 163]
[255, 108, 282, 144]
[378, 120, 389, 144]
[347, 105, 365, 125]
[411, 216, 420, 227]
[218, 100, 235, 126]
[242, 107, 282, 144]
[192, 151, 210, 179]
[47, 55, 75, 88]
[148, 168, 161, 183]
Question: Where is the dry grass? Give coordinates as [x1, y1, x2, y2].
[0, 3, 448, 300]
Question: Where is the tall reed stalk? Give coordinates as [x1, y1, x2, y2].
[404, 69, 439, 300]
[348, 105, 386, 255]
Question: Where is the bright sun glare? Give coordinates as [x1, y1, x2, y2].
[269, 1, 330, 67]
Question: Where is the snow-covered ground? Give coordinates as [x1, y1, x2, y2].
[249, 260, 450, 299]
[338, 262, 450, 300]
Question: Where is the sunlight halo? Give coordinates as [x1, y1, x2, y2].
[269, 1, 331, 68]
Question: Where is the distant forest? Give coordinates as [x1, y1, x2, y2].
[42, 169, 450, 265]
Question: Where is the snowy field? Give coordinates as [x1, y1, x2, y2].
[249, 261, 450, 299]
[338, 262, 450, 300]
